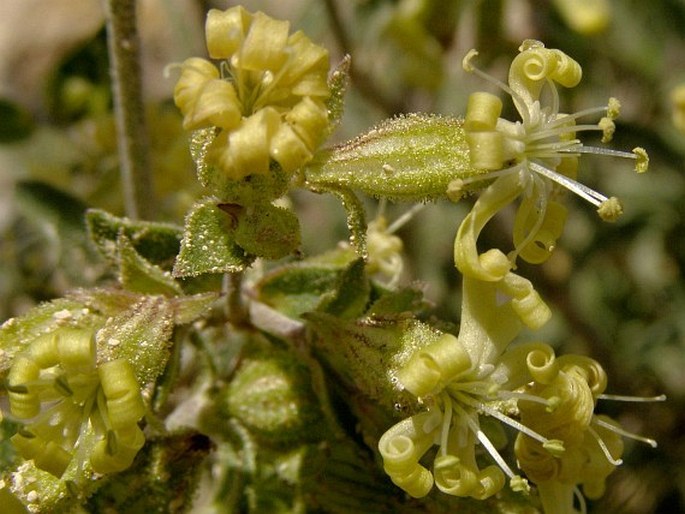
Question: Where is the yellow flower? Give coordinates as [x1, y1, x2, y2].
[672, 84, 685, 133]
[6, 329, 146, 477]
[173, 6, 331, 181]
[552, 0, 611, 35]
[453, 40, 648, 279]
[379, 272, 557, 500]
[514, 355, 663, 514]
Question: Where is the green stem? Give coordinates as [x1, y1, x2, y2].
[225, 272, 249, 328]
[103, 0, 155, 220]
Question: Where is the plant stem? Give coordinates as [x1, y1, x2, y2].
[103, 0, 155, 220]
[322, 0, 406, 115]
[224, 272, 249, 328]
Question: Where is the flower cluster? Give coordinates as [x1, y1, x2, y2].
[378, 41, 660, 514]
[6, 328, 146, 477]
[173, 6, 331, 181]
[451, 40, 648, 280]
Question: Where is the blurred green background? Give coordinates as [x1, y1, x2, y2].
[1, 1, 683, 512]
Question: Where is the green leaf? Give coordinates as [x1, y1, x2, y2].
[234, 203, 301, 260]
[173, 197, 253, 278]
[366, 284, 431, 320]
[305, 312, 408, 408]
[117, 234, 183, 296]
[95, 295, 175, 386]
[318, 258, 370, 319]
[85, 209, 182, 269]
[170, 292, 219, 325]
[0, 98, 33, 142]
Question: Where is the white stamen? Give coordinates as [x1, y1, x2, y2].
[592, 416, 658, 448]
[529, 161, 608, 206]
[598, 393, 666, 403]
[464, 55, 532, 127]
[587, 425, 624, 465]
[561, 145, 638, 160]
[387, 203, 426, 234]
[475, 427, 517, 479]
[457, 392, 553, 447]
[440, 393, 453, 456]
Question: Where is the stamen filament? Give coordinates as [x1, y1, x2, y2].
[560, 146, 638, 160]
[598, 393, 667, 403]
[587, 425, 623, 465]
[592, 417, 658, 448]
[456, 392, 554, 447]
[387, 203, 426, 234]
[529, 161, 608, 206]
[463, 52, 531, 127]
[440, 393, 453, 456]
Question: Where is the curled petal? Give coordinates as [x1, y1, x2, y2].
[391, 463, 435, 498]
[470, 465, 506, 500]
[173, 58, 219, 118]
[27, 332, 59, 369]
[283, 31, 330, 92]
[98, 359, 146, 431]
[184, 79, 242, 131]
[397, 333, 472, 397]
[464, 92, 503, 132]
[7, 356, 41, 419]
[454, 173, 524, 280]
[495, 341, 558, 388]
[433, 454, 479, 496]
[557, 354, 607, 399]
[239, 11, 289, 71]
[210, 107, 281, 180]
[34, 440, 72, 478]
[205, 6, 252, 59]
[378, 412, 438, 471]
[513, 197, 568, 265]
[57, 329, 96, 375]
[514, 434, 561, 483]
[269, 123, 312, 172]
[509, 41, 581, 108]
[90, 425, 145, 474]
[501, 271, 552, 329]
[285, 97, 329, 151]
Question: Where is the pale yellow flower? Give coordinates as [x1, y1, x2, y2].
[173, 6, 331, 181]
[454, 41, 648, 280]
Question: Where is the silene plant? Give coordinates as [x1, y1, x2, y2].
[0, 4, 666, 514]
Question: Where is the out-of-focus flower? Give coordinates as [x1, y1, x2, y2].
[452, 40, 648, 281]
[173, 6, 331, 181]
[671, 84, 685, 133]
[552, 0, 611, 35]
[6, 328, 146, 477]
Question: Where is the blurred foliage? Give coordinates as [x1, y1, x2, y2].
[1, 0, 684, 513]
